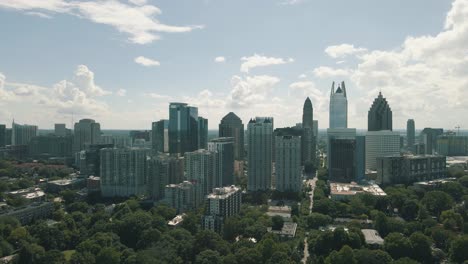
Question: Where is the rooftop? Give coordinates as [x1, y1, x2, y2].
[330, 182, 386, 197]
[168, 214, 186, 226]
[207, 185, 241, 199]
[361, 229, 384, 245]
[267, 222, 297, 238]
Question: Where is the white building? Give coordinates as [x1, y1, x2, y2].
[275, 135, 301, 192]
[365, 130, 400, 170]
[329, 81, 348, 129]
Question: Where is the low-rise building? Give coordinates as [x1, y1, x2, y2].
[267, 222, 297, 239]
[168, 214, 186, 227]
[330, 182, 386, 201]
[413, 178, 457, 190]
[87, 176, 101, 193]
[361, 229, 384, 246]
[8, 188, 45, 202]
[0, 202, 53, 225]
[163, 181, 196, 213]
[266, 206, 292, 221]
[46, 177, 86, 193]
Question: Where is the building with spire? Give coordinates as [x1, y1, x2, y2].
[329, 81, 348, 129]
[368, 92, 392, 131]
[302, 97, 315, 165]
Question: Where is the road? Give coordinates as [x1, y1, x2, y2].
[302, 171, 318, 263]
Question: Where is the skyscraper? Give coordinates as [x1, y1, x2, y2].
[185, 149, 216, 204]
[54, 124, 67, 136]
[208, 137, 235, 187]
[219, 112, 244, 160]
[151, 120, 168, 153]
[275, 135, 301, 192]
[12, 122, 38, 146]
[302, 97, 315, 165]
[407, 119, 415, 153]
[327, 128, 357, 182]
[329, 81, 348, 129]
[0, 124, 5, 147]
[365, 130, 400, 170]
[100, 148, 150, 197]
[73, 119, 101, 152]
[247, 117, 273, 191]
[202, 186, 241, 233]
[368, 92, 393, 131]
[198, 117, 208, 149]
[420, 128, 443, 155]
[148, 153, 184, 201]
[169, 103, 199, 155]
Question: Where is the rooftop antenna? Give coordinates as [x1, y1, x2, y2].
[455, 125, 461, 135]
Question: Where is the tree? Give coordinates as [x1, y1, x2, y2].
[430, 226, 455, 250]
[196, 250, 222, 264]
[421, 191, 454, 216]
[118, 211, 152, 248]
[458, 175, 468, 188]
[271, 216, 284, 230]
[39, 250, 65, 264]
[441, 181, 464, 201]
[96, 247, 121, 264]
[354, 249, 392, 264]
[325, 245, 356, 264]
[194, 230, 230, 256]
[16, 242, 45, 264]
[392, 257, 419, 264]
[373, 212, 389, 237]
[408, 232, 432, 263]
[307, 213, 332, 229]
[449, 235, 468, 263]
[440, 210, 464, 231]
[383, 233, 410, 260]
[235, 248, 262, 264]
[401, 200, 419, 221]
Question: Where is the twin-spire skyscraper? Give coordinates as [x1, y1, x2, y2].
[329, 81, 348, 129]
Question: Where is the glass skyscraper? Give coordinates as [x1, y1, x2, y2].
[219, 112, 244, 160]
[247, 117, 273, 191]
[368, 92, 392, 131]
[329, 81, 348, 129]
[169, 103, 199, 155]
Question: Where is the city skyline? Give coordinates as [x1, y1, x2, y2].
[0, 0, 466, 130]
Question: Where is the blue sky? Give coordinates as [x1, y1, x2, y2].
[0, 0, 465, 130]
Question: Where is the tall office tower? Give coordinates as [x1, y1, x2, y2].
[302, 97, 315, 165]
[148, 154, 184, 201]
[202, 186, 241, 233]
[247, 117, 273, 191]
[164, 181, 196, 213]
[208, 137, 234, 187]
[28, 135, 73, 159]
[219, 112, 244, 160]
[100, 148, 150, 197]
[355, 136, 366, 183]
[368, 92, 393, 131]
[198, 117, 208, 150]
[406, 119, 415, 153]
[11, 122, 38, 146]
[169, 103, 199, 155]
[329, 81, 348, 129]
[54, 124, 66, 136]
[0, 124, 5, 147]
[73, 119, 101, 152]
[327, 128, 357, 182]
[365, 130, 400, 170]
[313, 120, 318, 139]
[420, 128, 443, 155]
[151, 120, 169, 153]
[275, 135, 301, 192]
[185, 149, 216, 205]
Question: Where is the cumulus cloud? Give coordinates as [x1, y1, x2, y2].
[313, 66, 351, 78]
[240, 54, 294, 73]
[229, 75, 280, 107]
[325, 44, 367, 58]
[116, 89, 126, 96]
[135, 56, 160, 67]
[214, 56, 226, 63]
[0, 0, 203, 44]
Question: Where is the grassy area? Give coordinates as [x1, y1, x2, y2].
[63, 250, 75, 262]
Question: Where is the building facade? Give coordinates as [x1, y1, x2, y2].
[164, 181, 196, 213]
[327, 128, 357, 182]
[208, 137, 235, 187]
[275, 135, 301, 192]
[407, 119, 415, 153]
[368, 92, 392, 131]
[73, 119, 101, 153]
[185, 149, 216, 205]
[365, 130, 400, 170]
[148, 153, 184, 201]
[151, 120, 169, 153]
[169, 103, 199, 155]
[12, 122, 38, 146]
[376, 155, 447, 184]
[420, 128, 444, 155]
[302, 97, 316, 166]
[247, 117, 273, 191]
[0, 124, 6, 147]
[202, 186, 241, 233]
[436, 135, 468, 156]
[329, 81, 348, 129]
[198, 117, 208, 150]
[219, 112, 245, 161]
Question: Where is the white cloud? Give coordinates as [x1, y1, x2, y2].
[25, 11, 52, 19]
[313, 66, 351, 78]
[146, 92, 171, 100]
[325, 44, 367, 58]
[279, 0, 306, 5]
[73, 65, 111, 96]
[240, 54, 294, 73]
[0, 0, 203, 44]
[229, 75, 280, 107]
[298, 74, 307, 79]
[116, 89, 127, 96]
[135, 56, 160, 67]
[214, 56, 226, 63]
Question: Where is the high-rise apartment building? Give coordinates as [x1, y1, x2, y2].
[247, 117, 273, 191]
[437, 135, 468, 156]
[329, 81, 348, 129]
[12, 122, 37, 146]
[148, 153, 184, 201]
[327, 128, 357, 182]
[275, 135, 301, 192]
[198, 117, 208, 149]
[164, 181, 196, 213]
[208, 137, 234, 187]
[0, 124, 5, 147]
[407, 119, 415, 153]
[100, 148, 150, 197]
[219, 112, 244, 160]
[28, 135, 73, 159]
[185, 149, 216, 204]
[365, 130, 400, 170]
[73, 119, 101, 153]
[420, 128, 443, 155]
[368, 92, 392, 131]
[202, 186, 241, 233]
[169, 103, 199, 155]
[54, 124, 70, 137]
[302, 97, 315, 166]
[151, 120, 169, 153]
